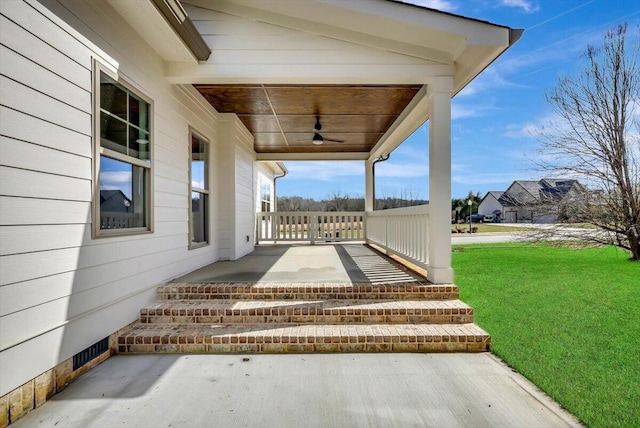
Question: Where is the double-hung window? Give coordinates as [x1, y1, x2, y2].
[260, 176, 272, 212]
[93, 63, 153, 237]
[190, 129, 209, 247]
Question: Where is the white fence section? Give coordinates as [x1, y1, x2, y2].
[256, 211, 366, 243]
[365, 204, 430, 269]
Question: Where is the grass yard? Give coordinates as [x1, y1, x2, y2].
[452, 244, 640, 428]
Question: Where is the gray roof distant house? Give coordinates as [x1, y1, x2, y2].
[498, 181, 539, 207]
[481, 191, 504, 202]
[497, 179, 583, 207]
[481, 178, 586, 223]
[100, 189, 133, 213]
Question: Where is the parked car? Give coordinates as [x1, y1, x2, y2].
[483, 214, 494, 222]
[465, 214, 485, 223]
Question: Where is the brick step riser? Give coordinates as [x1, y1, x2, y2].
[140, 314, 474, 325]
[157, 284, 458, 301]
[117, 323, 490, 354]
[158, 293, 458, 301]
[119, 342, 487, 353]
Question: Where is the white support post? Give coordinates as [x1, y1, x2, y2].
[365, 159, 374, 212]
[427, 77, 454, 284]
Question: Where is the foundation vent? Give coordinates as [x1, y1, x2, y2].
[73, 337, 109, 371]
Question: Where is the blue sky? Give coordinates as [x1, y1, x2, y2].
[277, 0, 640, 201]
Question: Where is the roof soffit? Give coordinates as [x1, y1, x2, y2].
[176, 0, 519, 160]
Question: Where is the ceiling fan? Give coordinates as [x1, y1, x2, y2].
[312, 117, 345, 145]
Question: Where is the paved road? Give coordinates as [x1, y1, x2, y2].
[452, 233, 522, 245]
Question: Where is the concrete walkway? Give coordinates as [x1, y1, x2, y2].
[12, 353, 581, 428]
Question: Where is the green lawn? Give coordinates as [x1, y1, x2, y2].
[452, 244, 640, 428]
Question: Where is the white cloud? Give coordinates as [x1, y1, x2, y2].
[500, 0, 539, 13]
[285, 161, 363, 181]
[99, 171, 132, 199]
[451, 104, 480, 120]
[502, 122, 540, 138]
[100, 170, 131, 185]
[452, 171, 534, 185]
[376, 162, 428, 178]
[451, 99, 498, 120]
[392, 144, 428, 161]
[406, 0, 457, 12]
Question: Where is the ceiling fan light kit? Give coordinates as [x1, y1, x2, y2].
[312, 116, 345, 145]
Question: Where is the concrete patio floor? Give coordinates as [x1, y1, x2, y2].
[173, 244, 424, 284]
[11, 353, 581, 428]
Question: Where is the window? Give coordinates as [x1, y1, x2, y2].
[93, 63, 153, 237]
[260, 175, 272, 212]
[190, 129, 209, 247]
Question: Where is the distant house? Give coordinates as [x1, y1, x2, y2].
[99, 190, 132, 214]
[480, 179, 585, 223]
[478, 191, 504, 221]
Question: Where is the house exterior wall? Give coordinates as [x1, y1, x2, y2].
[0, 0, 264, 396]
[216, 115, 260, 261]
[478, 195, 503, 217]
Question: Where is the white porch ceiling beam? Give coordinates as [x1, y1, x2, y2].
[165, 63, 452, 84]
[256, 152, 369, 161]
[368, 85, 430, 161]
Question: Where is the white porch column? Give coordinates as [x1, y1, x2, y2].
[427, 77, 454, 284]
[364, 159, 374, 212]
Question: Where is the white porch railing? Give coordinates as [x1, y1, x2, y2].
[256, 211, 365, 243]
[365, 204, 430, 270]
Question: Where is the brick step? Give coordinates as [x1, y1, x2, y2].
[158, 282, 458, 301]
[118, 323, 490, 354]
[140, 300, 473, 325]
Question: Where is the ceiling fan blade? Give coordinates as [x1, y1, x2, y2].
[324, 137, 345, 143]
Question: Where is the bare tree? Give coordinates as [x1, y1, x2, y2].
[535, 24, 640, 260]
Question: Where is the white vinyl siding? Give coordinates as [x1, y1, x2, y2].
[0, 0, 222, 395]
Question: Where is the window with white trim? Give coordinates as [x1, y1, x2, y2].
[190, 130, 209, 246]
[94, 63, 153, 237]
[259, 175, 272, 212]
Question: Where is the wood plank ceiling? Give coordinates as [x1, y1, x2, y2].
[193, 84, 422, 153]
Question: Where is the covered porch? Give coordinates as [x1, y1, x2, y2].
[114, 0, 521, 355]
[115, 0, 522, 284]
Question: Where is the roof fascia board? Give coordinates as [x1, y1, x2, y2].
[185, 0, 452, 64]
[151, 0, 211, 61]
[452, 27, 522, 95]
[275, 161, 288, 174]
[318, 0, 510, 45]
